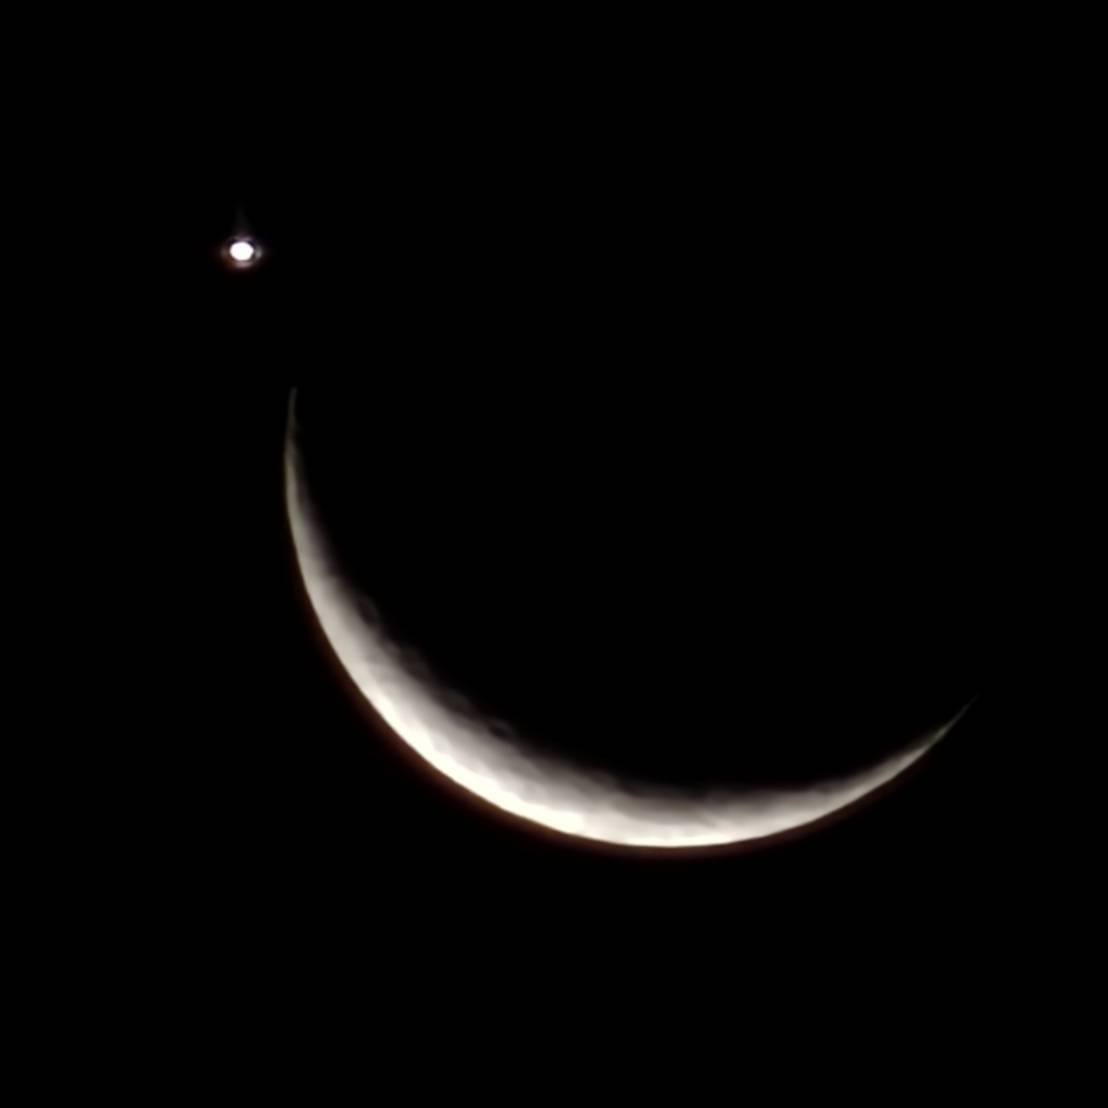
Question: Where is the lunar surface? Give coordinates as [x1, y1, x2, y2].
[285, 395, 971, 849]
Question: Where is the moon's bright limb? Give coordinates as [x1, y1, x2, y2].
[285, 396, 972, 850]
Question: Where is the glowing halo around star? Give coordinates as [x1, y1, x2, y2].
[224, 236, 262, 269]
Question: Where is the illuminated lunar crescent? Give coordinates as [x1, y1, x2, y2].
[285, 395, 971, 850]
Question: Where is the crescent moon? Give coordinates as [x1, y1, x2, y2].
[285, 396, 972, 850]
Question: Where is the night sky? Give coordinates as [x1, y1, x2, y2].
[164, 154, 1010, 910]
[39, 58, 1073, 1061]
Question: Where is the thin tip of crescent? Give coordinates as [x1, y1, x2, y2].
[950, 694, 980, 729]
[284, 389, 312, 525]
[917, 695, 977, 758]
[285, 388, 307, 469]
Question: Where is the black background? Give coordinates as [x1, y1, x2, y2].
[34, 44, 1079, 1070]
[167, 146, 1009, 921]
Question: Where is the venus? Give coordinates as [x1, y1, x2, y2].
[226, 237, 260, 268]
